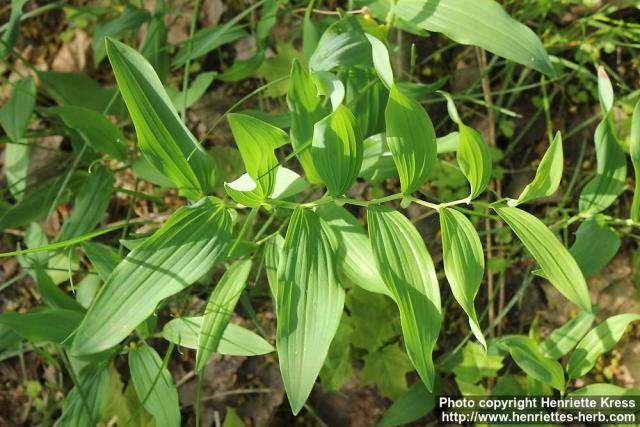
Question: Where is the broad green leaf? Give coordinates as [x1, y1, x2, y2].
[540, 311, 595, 360]
[92, 5, 150, 65]
[38, 71, 124, 115]
[569, 217, 620, 278]
[224, 174, 264, 209]
[630, 100, 640, 221]
[566, 313, 640, 379]
[60, 365, 110, 426]
[0, 77, 35, 200]
[499, 335, 565, 391]
[315, 204, 390, 297]
[0, 0, 28, 59]
[129, 344, 180, 427]
[82, 242, 121, 282]
[510, 131, 563, 206]
[106, 37, 213, 199]
[361, 343, 413, 399]
[277, 207, 345, 414]
[196, 260, 252, 371]
[395, 0, 554, 76]
[76, 274, 101, 310]
[302, 0, 320, 63]
[228, 113, 285, 196]
[71, 197, 231, 357]
[440, 208, 486, 350]
[579, 69, 626, 214]
[365, 33, 394, 89]
[0, 76, 35, 142]
[311, 105, 363, 196]
[287, 60, 328, 184]
[309, 16, 372, 72]
[457, 124, 492, 200]
[385, 84, 437, 194]
[270, 167, 308, 199]
[162, 317, 274, 356]
[493, 205, 591, 312]
[264, 234, 284, 301]
[0, 172, 86, 231]
[33, 263, 84, 312]
[222, 407, 246, 427]
[346, 287, 397, 352]
[368, 205, 441, 390]
[569, 383, 640, 397]
[59, 166, 114, 241]
[379, 381, 435, 427]
[346, 67, 387, 138]
[0, 309, 83, 344]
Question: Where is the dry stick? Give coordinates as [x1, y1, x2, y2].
[474, 47, 504, 339]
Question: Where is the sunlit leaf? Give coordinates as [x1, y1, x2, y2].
[106, 37, 213, 199]
[499, 335, 564, 391]
[264, 234, 284, 302]
[129, 344, 180, 427]
[440, 208, 486, 349]
[311, 105, 363, 196]
[395, 0, 555, 76]
[309, 16, 372, 72]
[368, 205, 441, 390]
[0, 309, 83, 344]
[71, 197, 231, 357]
[365, 33, 394, 89]
[566, 313, 640, 379]
[493, 205, 591, 312]
[277, 207, 345, 414]
[457, 123, 492, 200]
[385, 84, 436, 194]
[379, 381, 435, 427]
[630, 99, 640, 222]
[197, 260, 252, 371]
[540, 311, 595, 360]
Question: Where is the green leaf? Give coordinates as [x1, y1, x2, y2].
[222, 407, 246, 427]
[630, 99, 640, 221]
[228, 113, 285, 196]
[162, 317, 274, 356]
[440, 208, 486, 350]
[82, 242, 122, 282]
[493, 205, 591, 312]
[0, 76, 35, 142]
[319, 315, 353, 391]
[71, 197, 231, 357]
[346, 287, 397, 351]
[0, 0, 28, 59]
[129, 344, 180, 427]
[0, 309, 84, 344]
[315, 204, 390, 297]
[287, 60, 328, 184]
[385, 84, 437, 194]
[540, 311, 595, 360]
[510, 131, 563, 206]
[106, 37, 213, 199]
[359, 133, 397, 183]
[311, 70, 345, 111]
[197, 260, 252, 371]
[395, 0, 554, 76]
[92, 5, 150, 65]
[172, 26, 247, 68]
[569, 383, 640, 397]
[379, 381, 435, 427]
[566, 313, 640, 379]
[346, 68, 387, 138]
[367, 205, 441, 390]
[579, 69, 626, 214]
[309, 16, 372, 72]
[311, 105, 363, 196]
[361, 343, 413, 399]
[59, 166, 114, 241]
[569, 217, 620, 278]
[457, 123, 492, 200]
[140, 12, 169, 82]
[224, 174, 264, 208]
[499, 335, 565, 391]
[276, 207, 345, 414]
[365, 33, 394, 89]
[38, 71, 123, 115]
[264, 234, 284, 302]
[60, 365, 110, 426]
